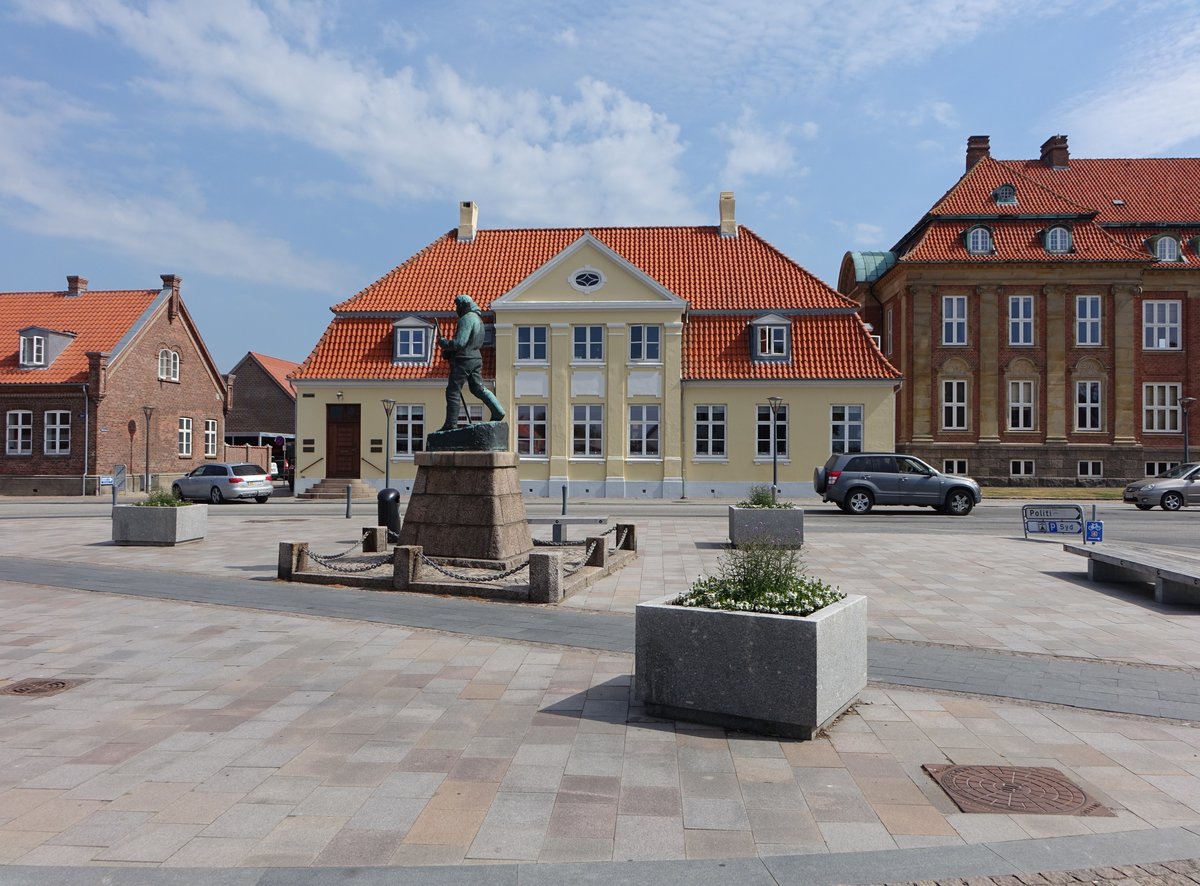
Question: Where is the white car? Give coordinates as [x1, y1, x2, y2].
[172, 463, 273, 504]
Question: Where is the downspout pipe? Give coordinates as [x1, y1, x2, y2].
[80, 384, 89, 496]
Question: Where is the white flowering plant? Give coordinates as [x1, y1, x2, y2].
[673, 541, 843, 617]
[735, 484, 795, 509]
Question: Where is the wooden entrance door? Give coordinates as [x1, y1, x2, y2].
[326, 404, 361, 478]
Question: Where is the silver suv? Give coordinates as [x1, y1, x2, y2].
[1123, 463, 1199, 511]
[813, 452, 982, 516]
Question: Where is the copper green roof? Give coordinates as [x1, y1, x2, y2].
[846, 251, 896, 283]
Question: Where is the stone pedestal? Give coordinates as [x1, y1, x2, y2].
[397, 451, 533, 567]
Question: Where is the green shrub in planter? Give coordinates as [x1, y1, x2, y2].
[736, 483, 795, 509]
[674, 542, 843, 617]
[136, 489, 193, 508]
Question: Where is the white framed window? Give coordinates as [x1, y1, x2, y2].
[943, 459, 968, 475]
[516, 404, 547, 457]
[177, 417, 192, 456]
[1143, 300, 1181, 350]
[393, 327, 428, 362]
[158, 349, 180, 381]
[942, 379, 968, 430]
[1075, 380, 1102, 431]
[204, 419, 218, 457]
[942, 296, 967, 345]
[569, 267, 605, 293]
[1045, 226, 1072, 253]
[1146, 461, 1179, 477]
[628, 405, 660, 457]
[572, 404, 603, 456]
[1078, 460, 1103, 478]
[1154, 237, 1181, 262]
[1009, 296, 1034, 346]
[1143, 383, 1181, 432]
[1008, 380, 1035, 430]
[6, 410, 32, 455]
[756, 404, 788, 458]
[19, 335, 45, 366]
[885, 309, 894, 355]
[694, 405, 726, 457]
[966, 226, 993, 254]
[516, 326, 547, 362]
[572, 325, 604, 362]
[1076, 295, 1101, 346]
[44, 411, 70, 456]
[1010, 460, 1035, 477]
[629, 325, 661, 362]
[394, 405, 425, 455]
[756, 325, 788, 358]
[830, 405, 864, 455]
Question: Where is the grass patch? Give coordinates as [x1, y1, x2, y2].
[736, 483, 796, 509]
[982, 486, 1122, 500]
[136, 489, 193, 507]
[674, 541, 843, 617]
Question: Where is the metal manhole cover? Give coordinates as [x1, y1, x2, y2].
[924, 764, 1113, 816]
[0, 678, 83, 698]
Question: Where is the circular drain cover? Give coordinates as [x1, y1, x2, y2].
[923, 764, 1113, 816]
[0, 678, 83, 698]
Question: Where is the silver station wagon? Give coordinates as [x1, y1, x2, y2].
[1123, 463, 1199, 511]
[172, 462, 274, 504]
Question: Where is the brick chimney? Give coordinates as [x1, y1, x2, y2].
[1040, 135, 1069, 168]
[965, 135, 990, 172]
[65, 275, 88, 296]
[160, 274, 182, 292]
[458, 201, 478, 242]
[719, 191, 737, 238]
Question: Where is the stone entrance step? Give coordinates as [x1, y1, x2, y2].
[297, 479, 378, 501]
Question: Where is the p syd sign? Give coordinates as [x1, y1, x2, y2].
[1022, 504, 1084, 539]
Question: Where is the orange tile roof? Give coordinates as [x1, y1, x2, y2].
[1004, 158, 1200, 224]
[248, 351, 300, 397]
[296, 318, 494, 380]
[1102, 227, 1200, 268]
[901, 220, 1147, 264]
[930, 156, 1096, 217]
[685, 315, 900, 381]
[334, 226, 857, 314]
[0, 289, 159, 384]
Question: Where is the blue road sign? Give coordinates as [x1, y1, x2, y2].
[1085, 521, 1104, 543]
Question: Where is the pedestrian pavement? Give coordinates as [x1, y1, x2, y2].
[1, 501, 1199, 884]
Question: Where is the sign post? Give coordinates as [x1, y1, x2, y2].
[1021, 504, 1085, 540]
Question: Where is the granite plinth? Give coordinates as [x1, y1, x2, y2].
[426, 421, 508, 452]
[398, 449, 532, 565]
[728, 505, 805, 547]
[112, 504, 207, 546]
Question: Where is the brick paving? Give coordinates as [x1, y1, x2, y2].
[0, 501, 1198, 883]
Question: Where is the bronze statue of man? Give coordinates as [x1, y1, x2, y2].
[438, 294, 506, 431]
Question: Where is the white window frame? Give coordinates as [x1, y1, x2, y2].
[43, 410, 71, 456]
[1008, 380, 1035, 431]
[456, 404, 483, 427]
[5, 410, 32, 456]
[19, 335, 45, 366]
[941, 379, 968, 431]
[1155, 237, 1181, 262]
[1078, 460, 1103, 478]
[177, 417, 193, 457]
[756, 404, 788, 459]
[966, 226, 993, 254]
[629, 325, 661, 363]
[1143, 300, 1181, 350]
[694, 405, 726, 458]
[516, 326, 548, 362]
[1076, 295, 1101, 346]
[1009, 296, 1034, 346]
[942, 296, 967, 345]
[756, 325, 788, 358]
[1146, 461, 1179, 477]
[516, 404, 547, 457]
[393, 405, 425, 456]
[572, 404, 603, 457]
[1010, 460, 1035, 477]
[1143, 383, 1181, 432]
[393, 327, 428, 362]
[1046, 226, 1071, 253]
[158, 349, 180, 381]
[628, 404, 660, 458]
[204, 419, 218, 457]
[830, 404, 864, 455]
[572, 325, 604, 362]
[1075, 380, 1102, 432]
[943, 459, 968, 475]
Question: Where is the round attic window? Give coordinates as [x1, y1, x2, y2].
[569, 267, 605, 293]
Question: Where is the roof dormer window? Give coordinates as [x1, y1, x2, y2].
[19, 334, 45, 367]
[749, 314, 791, 362]
[993, 184, 1017, 205]
[392, 317, 435, 364]
[1152, 235, 1182, 262]
[1044, 226, 1072, 254]
[965, 225, 995, 255]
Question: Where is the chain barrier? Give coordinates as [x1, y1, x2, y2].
[564, 540, 599, 576]
[307, 551, 392, 574]
[614, 528, 629, 551]
[532, 538, 584, 547]
[601, 525, 618, 536]
[418, 554, 530, 583]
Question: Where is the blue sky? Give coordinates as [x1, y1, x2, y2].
[3, 0, 1200, 371]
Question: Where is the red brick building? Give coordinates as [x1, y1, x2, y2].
[839, 135, 1200, 484]
[0, 275, 237, 495]
[224, 351, 298, 448]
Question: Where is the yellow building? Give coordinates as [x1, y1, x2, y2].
[292, 195, 899, 499]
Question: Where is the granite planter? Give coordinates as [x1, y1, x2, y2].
[635, 593, 866, 739]
[728, 505, 804, 547]
[112, 503, 207, 546]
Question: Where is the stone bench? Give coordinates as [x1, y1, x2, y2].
[528, 515, 610, 542]
[1063, 543, 1200, 606]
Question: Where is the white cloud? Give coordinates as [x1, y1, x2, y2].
[863, 98, 958, 128]
[718, 109, 798, 187]
[555, 27, 579, 47]
[15, 0, 696, 226]
[852, 222, 885, 247]
[0, 77, 343, 291]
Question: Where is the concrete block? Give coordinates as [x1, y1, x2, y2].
[529, 552, 564, 604]
[112, 504, 207, 546]
[585, 538, 606, 567]
[362, 527, 388, 553]
[635, 594, 867, 740]
[727, 506, 804, 548]
[392, 546, 421, 590]
[277, 541, 308, 580]
[616, 523, 637, 551]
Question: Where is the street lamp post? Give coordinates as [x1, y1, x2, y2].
[141, 405, 155, 492]
[1182, 397, 1197, 464]
[381, 399, 397, 490]
[767, 396, 783, 504]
